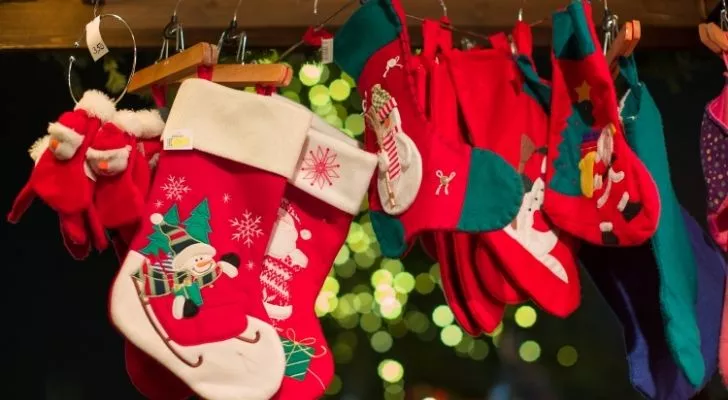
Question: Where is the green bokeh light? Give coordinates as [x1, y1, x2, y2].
[557, 345, 579, 367]
[333, 342, 354, 364]
[320, 64, 331, 83]
[322, 276, 340, 294]
[515, 305, 538, 329]
[334, 246, 350, 266]
[341, 71, 357, 88]
[347, 223, 365, 244]
[519, 340, 541, 363]
[404, 311, 430, 334]
[388, 320, 409, 338]
[325, 375, 342, 396]
[345, 114, 365, 136]
[313, 101, 334, 116]
[469, 340, 490, 361]
[380, 300, 403, 320]
[415, 273, 436, 294]
[325, 114, 343, 129]
[281, 90, 300, 104]
[440, 324, 463, 347]
[378, 359, 404, 383]
[329, 79, 352, 101]
[299, 63, 322, 86]
[371, 331, 394, 353]
[360, 313, 382, 333]
[334, 103, 348, 120]
[381, 258, 404, 275]
[429, 263, 441, 284]
[338, 313, 360, 329]
[354, 251, 376, 268]
[309, 84, 330, 107]
[372, 269, 394, 287]
[432, 305, 454, 328]
[393, 272, 415, 294]
[335, 259, 357, 278]
[354, 292, 374, 314]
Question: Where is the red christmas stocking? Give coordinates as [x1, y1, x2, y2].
[544, 0, 659, 246]
[87, 109, 165, 229]
[334, 0, 524, 258]
[447, 22, 581, 316]
[263, 115, 377, 399]
[10, 90, 116, 259]
[417, 19, 506, 332]
[109, 79, 313, 400]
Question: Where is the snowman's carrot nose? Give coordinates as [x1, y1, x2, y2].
[49, 138, 59, 150]
[98, 160, 109, 171]
[196, 260, 212, 268]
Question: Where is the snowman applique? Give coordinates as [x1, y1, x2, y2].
[149, 213, 241, 320]
[260, 200, 311, 321]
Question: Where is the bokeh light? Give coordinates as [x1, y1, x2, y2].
[325, 375, 342, 396]
[432, 305, 454, 328]
[469, 340, 490, 361]
[378, 359, 404, 383]
[334, 246, 350, 266]
[333, 341, 354, 364]
[329, 79, 352, 101]
[299, 63, 322, 86]
[514, 305, 538, 329]
[557, 345, 579, 367]
[345, 114, 365, 136]
[381, 258, 404, 275]
[371, 330, 394, 353]
[519, 340, 541, 363]
[429, 263, 441, 284]
[404, 311, 430, 333]
[360, 313, 382, 333]
[372, 269, 394, 287]
[415, 273, 436, 294]
[440, 324, 463, 347]
[309, 84, 330, 107]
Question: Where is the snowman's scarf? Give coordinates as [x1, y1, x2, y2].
[132, 261, 223, 298]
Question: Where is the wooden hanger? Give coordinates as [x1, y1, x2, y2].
[605, 20, 641, 79]
[173, 63, 293, 88]
[128, 42, 219, 94]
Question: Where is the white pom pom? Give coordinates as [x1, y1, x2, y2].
[300, 229, 312, 240]
[150, 213, 164, 225]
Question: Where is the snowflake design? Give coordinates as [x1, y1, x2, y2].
[223, 193, 231, 204]
[161, 175, 191, 201]
[300, 146, 341, 189]
[230, 210, 263, 248]
[154, 200, 164, 209]
[245, 260, 255, 271]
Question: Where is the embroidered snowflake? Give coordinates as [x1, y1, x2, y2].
[161, 176, 191, 201]
[245, 260, 255, 271]
[154, 200, 164, 209]
[223, 193, 231, 204]
[230, 210, 263, 248]
[300, 146, 341, 189]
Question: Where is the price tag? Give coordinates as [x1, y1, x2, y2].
[163, 129, 194, 151]
[86, 16, 109, 62]
[320, 37, 334, 64]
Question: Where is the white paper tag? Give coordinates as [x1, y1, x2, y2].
[321, 37, 334, 64]
[163, 129, 194, 151]
[86, 16, 109, 62]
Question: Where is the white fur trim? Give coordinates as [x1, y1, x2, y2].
[29, 135, 50, 164]
[86, 146, 131, 175]
[47, 122, 84, 160]
[291, 127, 377, 215]
[111, 110, 144, 137]
[134, 109, 165, 138]
[75, 90, 116, 122]
[110, 251, 286, 400]
[164, 79, 311, 178]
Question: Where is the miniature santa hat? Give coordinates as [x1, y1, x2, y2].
[150, 213, 216, 269]
[86, 110, 141, 176]
[47, 90, 115, 161]
[279, 199, 312, 240]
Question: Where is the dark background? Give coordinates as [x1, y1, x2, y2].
[0, 44, 726, 400]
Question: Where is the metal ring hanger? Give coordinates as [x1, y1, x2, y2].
[217, 0, 248, 64]
[67, 0, 137, 105]
[159, 0, 186, 61]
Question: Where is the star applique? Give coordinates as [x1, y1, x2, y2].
[575, 81, 591, 103]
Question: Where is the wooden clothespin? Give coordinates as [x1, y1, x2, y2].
[699, 22, 728, 54]
[605, 20, 641, 79]
[128, 42, 219, 94]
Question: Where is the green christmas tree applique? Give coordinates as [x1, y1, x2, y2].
[184, 198, 212, 243]
[139, 204, 180, 257]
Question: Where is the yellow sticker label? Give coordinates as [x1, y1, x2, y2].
[163, 129, 194, 151]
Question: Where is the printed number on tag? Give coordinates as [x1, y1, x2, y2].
[321, 38, 334, 64]
[163, 129, 194, 151]
[86, 16, 109, 62]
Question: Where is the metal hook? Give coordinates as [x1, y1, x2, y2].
[601, 0, 618, 55]
[722, 0, 728, 31]
[438, 0, 448, 17]
[218, 0, 248, 64]
[159, 0, 186, 61]
[93, 0, 101, 18]
[67, 13, 137, 105]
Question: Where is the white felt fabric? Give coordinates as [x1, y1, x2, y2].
[164, 79, 311, 179]
[271, 94, 377, 215]
[47, 122, 84, 160]
[110, 251, 286, 400]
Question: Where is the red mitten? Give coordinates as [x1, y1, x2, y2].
[544, 0, 659, 246]
[109, 79, 312, 400]
[334, 0, 524, 259]
[87, 109, 165, 229]
[9, 90, 115, 221]
[447, 22, 581, 316]
[264, 116, 376, 399]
